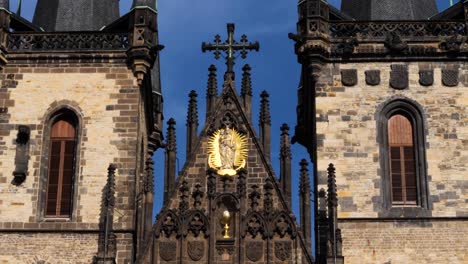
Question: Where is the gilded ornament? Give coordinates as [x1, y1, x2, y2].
[208, 127, 248, 176]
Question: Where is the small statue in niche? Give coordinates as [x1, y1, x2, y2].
[219, 128, 236, 170]
[12, 125, 30, 186]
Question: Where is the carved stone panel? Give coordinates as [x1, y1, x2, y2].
[442, 69, 459, 87]
[419, 70, 434, 86]
[390, 65, 408, 90]
[245, 241, 263, 262]
[159, 241, 177, 261]
[365, 70, 380, 86]
[341, 69, 357, 86]
[274, 241, 292, 261]
[187, 241, 204, 261]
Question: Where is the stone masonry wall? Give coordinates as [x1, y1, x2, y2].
[315, 61, 467, 263]
[316, 61, 467, 218]
[0, 55, 143, 263]
[340, 220, 468, 264]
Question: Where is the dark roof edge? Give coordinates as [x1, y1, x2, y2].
[329, 4, 354, 21]
[430, 1, 464, 20]
[11, 14, 42, 32]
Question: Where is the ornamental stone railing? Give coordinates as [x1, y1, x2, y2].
[328, 21, 466, 40]
[7, 32, 129, 52]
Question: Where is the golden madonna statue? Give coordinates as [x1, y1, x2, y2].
[208, 127, 248, 176]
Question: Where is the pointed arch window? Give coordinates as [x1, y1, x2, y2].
[388, 114, 417, 205]
[45, 112, 78, 218]
[379, 100, 429, 214]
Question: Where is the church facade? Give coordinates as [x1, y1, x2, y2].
[0, 0, 467, 263]
[291, 0, 468, 263]
[0, 0, 163, 263]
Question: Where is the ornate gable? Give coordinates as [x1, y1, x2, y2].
[142, 69, 313, 263]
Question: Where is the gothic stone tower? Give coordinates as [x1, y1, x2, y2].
[291, 0, 468, 263]
[0, 0, 163, 262]
[137, 24, 314, 263]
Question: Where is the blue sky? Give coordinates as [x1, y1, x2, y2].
[18, 0, 455, 252]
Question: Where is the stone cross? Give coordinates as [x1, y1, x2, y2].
[202, 23, 259, 74]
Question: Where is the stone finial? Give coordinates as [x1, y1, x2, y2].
[280, 124, 291, 159]
[106, 164, 117, 208]
[299, 159, 312, 253]
[186, 90, 199, 157]
[187, 90, 199, 125]
[241, 64, 253, 121]
[179, 179, 189, 213]
[299, 159, 311, 197]
[192, 184, 203, 209]
[96, 164, 117, 263]
[280, 123, 292, 207]
[241, 64, 252, 97]
[207, 168, 217, 198]
[318, 188, 327, 212]
[144, 156, 154, 194]
[259, 91, 271, 160]
[237, 168, 247, 198]
[327, 163, 337, 208]
[263, 178, 274, 213]
[166, 118, 177, 152]
[249, 185, 261, 211]
[259, 91, 271, 125]
[164, 118, 177, 201]
[206, 65, 218, 118]
[207, 64, 218, 98]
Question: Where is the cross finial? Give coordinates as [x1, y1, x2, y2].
[202, 23, 260, 76]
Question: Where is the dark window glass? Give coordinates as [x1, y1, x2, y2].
[45, 118, 76, 217]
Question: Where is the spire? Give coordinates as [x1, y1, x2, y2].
[299, 159, 312, 252]
[186, 91, 199, 158]
[206, 65, 218, 119]
[327, 163, 337, 223]
[259, 91, 271, 160]
[132, 0, 156, 9]
[164, 118, 177, 202]
[33, 0, 120, 31]
[327, 163, 342, 261]
[341, 0, 438, 20]
[280, 124, 292, 208]
[241, 64, 253, 122]
[0, 0, 8, 10]
[96, 164, 117, 263]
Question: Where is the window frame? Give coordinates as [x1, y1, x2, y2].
[378, 99, 431, 217]
[38, 107, 82, 221]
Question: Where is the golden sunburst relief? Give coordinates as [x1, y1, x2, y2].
[207, 127, 248, 176]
